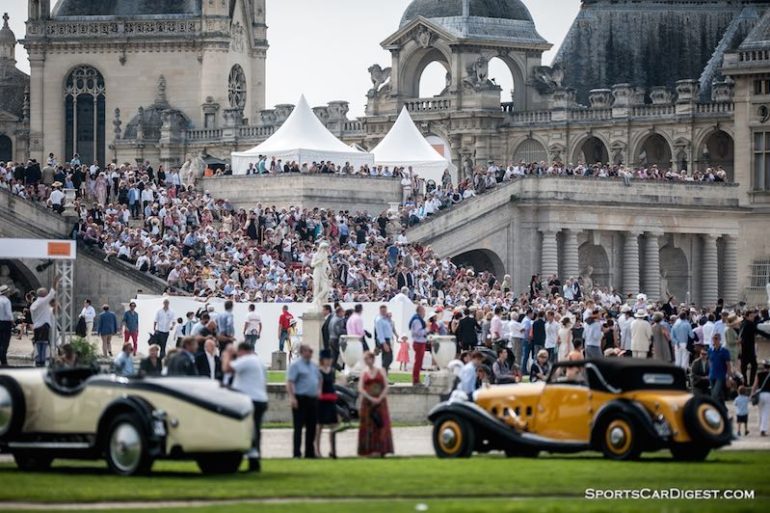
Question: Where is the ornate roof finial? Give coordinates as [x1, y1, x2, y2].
[155, 75, 168, 107]
[2, 13, 9, 29]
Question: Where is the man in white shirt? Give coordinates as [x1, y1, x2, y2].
[222, 342, 268, 472]
[702, 314, 716, 348]
[153, 299, 175, 358]
[30, 276, 59, 367]
[79, 299, 97, 344]
[49, 185, 65, 214]
[544, 311, 560, 362]
[0, 285, 13, 366]
[244, 304, 262, 348]
[617, 306, 634, 351]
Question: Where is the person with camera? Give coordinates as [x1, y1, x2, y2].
[222, 342, 268, 471]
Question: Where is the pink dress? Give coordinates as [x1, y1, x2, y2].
[396, 341, 409, 364]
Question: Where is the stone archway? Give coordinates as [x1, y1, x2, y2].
[451, 249, 506, 279]
[699, 130, 734, 179]
[0, 259, 41, 309]
[513, 138, 547, 164]
[574, 136, 609, 165]
[659, 245, 689, 303]
[636, 133, 672, 168]
[0, 134, 11, 162]
[578, 244, 611, 290]
[402, 46, 452, 99]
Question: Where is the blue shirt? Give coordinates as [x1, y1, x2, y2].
[287, 358, 320, 397]
[459, 362, 477, 395]
[122, 310, 139, 333]
[708, 346, 731, 381]
[375, 315, 394, 343]
[217, 310, 235, 337]
[96, 311, 119, 335]
[671, 319, 693, 346]
[114, 351, 134, 376]
[521, 318, 532, 341]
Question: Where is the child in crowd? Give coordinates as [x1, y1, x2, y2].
[735, 386, 751, 436]
[396, 335, 410, 371]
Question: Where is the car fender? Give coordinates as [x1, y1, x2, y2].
[97, 396, 165, 457]
[591, 399, 658, 449]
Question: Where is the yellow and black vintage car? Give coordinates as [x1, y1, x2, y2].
[429, 358, 732, 461]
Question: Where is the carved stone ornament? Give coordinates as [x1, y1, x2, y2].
[415, 26, 433, 48]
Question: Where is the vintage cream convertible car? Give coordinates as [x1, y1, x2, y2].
[430, 359, 732, 461]
[0, 367, 254, 475]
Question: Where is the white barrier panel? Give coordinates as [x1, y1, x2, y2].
[132, 296, 423, 367]
[0, 239, 76, 260]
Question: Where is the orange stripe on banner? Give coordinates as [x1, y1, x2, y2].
[47, 242, 71, 257]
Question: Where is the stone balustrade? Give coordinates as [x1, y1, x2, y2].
[404, 97, 452, 112]
[185, 128, 223, 141]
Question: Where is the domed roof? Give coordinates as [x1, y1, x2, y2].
[52, 0, 202, 18]
[0, 13, 16, 46]
[400, 0, 534, 27]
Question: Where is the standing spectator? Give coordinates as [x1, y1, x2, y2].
[222, 342, 268, 471]
[544, 311, 559, 362]
[278, 305, 294, 353]
[320, 304, 333, 352]
[216, 300, 236, 352]
[243, 303, 262, 348]
[166, 337, 198, 376]
[95, 304, 119, 357]
[531, 311, 546, 357]
[79, 299, 96, 344]
[734, 386, 751, 437]
[630, 310, 652, 359]
[583, 311, 603, 359]
[456, 309, 480, 352]
[520, 310, 534, 372]
[396, 335, 410, 371]
[139, 344, 163, 376]
[121, 301, 139, 355]
[556, 316, 573, 362]
[315, 349, 339, 458]
[671, 311, 694, 370]
[195, 337, 222, 380]
[30, 276, 59, 367]
[650, 312, 673, 362]
[346, 304, 365, 339]
[0, 285, 12, 366]
[357, 351, 394, 457]
[739, 310, 759, 388]
[329, 305, 346, 369]
[690, 348, 711, 395]
[113, 342, 135, 376]
[375, 305, 394, 374]
[751, 360, 770, 436]
[409, 305, 428, 385]
[286, 344, 320, 458]
[708, 333, 733, 405]
[153, 298, 175, 358]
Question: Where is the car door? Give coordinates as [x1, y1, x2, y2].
[531, 371, 592, 442]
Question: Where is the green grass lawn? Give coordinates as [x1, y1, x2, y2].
[267, 370, 413, 384]
[0, 452, 767, 508]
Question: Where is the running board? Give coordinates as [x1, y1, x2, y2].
[8, 441, 92, 450]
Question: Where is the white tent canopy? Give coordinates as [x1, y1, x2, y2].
[231, 95, 374, 173]
[371, 107, 453, 183]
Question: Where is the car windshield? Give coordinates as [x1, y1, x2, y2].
[547, 363, 587, 386]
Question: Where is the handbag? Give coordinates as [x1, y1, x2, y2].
[75, 316, 87, 338]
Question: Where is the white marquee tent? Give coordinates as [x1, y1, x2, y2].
[371, 107, 453, 183]
[231, 95, 374, 173]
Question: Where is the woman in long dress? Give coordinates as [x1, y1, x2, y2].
[650, 312, 673, 362]
[95, 173, 108, 206]
[358, 351, 394, 457]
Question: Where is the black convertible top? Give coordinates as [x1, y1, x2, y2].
[553, 358, 688, 392]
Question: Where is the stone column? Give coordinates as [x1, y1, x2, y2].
[623, 231, 641, 297]
[540, 229, 559, 278]
[721, 235, 738, 306]
[28, 53, 46, 161]
[644, 232, 661, 300]
[701, 234, 719, 307]
[562, 229, 580, 280]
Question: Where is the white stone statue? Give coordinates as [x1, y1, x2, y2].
[660, 271, 671, 301]
[310, 241, 332, 312]
[0, 265, 19, 298]
[180, 153, 206, 187]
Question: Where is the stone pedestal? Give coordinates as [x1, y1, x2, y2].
[300, 310, 326, 363]
[425, 370, 454, 394]
[271, 351, 286, 371]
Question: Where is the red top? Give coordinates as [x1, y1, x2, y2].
[279, 311, 294, 330]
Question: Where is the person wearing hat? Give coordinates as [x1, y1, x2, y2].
[630, 308, 652, 359]
[0, 284, 12, 366]
[617, 305, 634, 353]
[49, 181, 65, 214]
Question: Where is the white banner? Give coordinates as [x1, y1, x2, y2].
[0, 239, 76, 260]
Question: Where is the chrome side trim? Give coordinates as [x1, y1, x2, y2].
[8, 441, 92, 449]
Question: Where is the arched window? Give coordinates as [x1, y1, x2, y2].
[228, 65, 247, 110]
[64, 65, 106, 165]
[418, 61, 450, 98]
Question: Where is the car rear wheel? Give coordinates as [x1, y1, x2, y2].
[670, 443, 711, 461]
[13, 451, 54, 471]
[0, 377, 25, 442]
[600, 414, 641, 461]
[433, 416, 475, 458]
[104, 413, 153, 476]
[196, 452, 244, 474]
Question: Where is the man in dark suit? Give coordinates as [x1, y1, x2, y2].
[167, 337, 199, 376]
[396, 266, 414, 291]
[195, 337, 222, 380]
[456, 309, 480, 351]
[320, 304, 333, 351]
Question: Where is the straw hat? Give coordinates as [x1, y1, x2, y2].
[634, 310, 647, 319]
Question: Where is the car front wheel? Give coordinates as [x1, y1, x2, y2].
[196, 452, 244, 474]
[433, 415, 475, 458]
[600, 414, 641, 461]
[104, 413, 153, 476]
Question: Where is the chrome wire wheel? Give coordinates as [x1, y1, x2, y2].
[109, 422, 142, 474]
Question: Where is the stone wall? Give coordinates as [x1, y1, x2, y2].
[200, 174, 402, 213]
